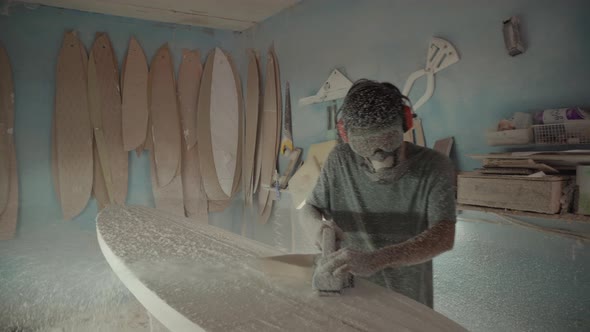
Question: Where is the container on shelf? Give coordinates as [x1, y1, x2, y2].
[486, 128, 533, 146]
[532, 120, 590, 145]
[457, 172, 571, 214]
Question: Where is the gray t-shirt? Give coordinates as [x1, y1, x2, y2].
[307, 142, 456, 307]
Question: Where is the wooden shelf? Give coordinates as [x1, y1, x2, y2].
[488, 145, 590, 151]
[457, 204, 590, 223]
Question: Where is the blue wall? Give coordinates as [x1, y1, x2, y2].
[234, 0, 590, 171]
[232, 0, 590, 331]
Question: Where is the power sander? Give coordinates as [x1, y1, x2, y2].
[312, 226, 355, 296]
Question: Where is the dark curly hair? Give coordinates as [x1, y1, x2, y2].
[340, 79, 409, 130]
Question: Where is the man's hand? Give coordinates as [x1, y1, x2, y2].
[320, 248, 383, 277]
[315, 220, 345, 251]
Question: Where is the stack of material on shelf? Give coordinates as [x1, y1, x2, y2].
[470, 150, 590, 174]
[459, 150, 590, 215]
[476, 158, 558, 175]
[486, 108, 590, 146]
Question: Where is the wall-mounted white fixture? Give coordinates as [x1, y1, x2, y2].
[298, 69, 353, 106]
[503, 16, 526, 56]
[402, 37, 460, 111]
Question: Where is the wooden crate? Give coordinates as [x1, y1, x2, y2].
[457, 172, 570, 214]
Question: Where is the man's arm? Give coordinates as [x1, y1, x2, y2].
[374, 220, 455, 269]
[326, 220, 455, 277]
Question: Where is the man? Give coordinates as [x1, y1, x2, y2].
[302, 79, 456, 308]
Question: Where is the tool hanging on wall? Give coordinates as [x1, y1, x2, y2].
[299, 69, 353, 140]
[277, 81, 303, 189]
[325, 101, 339, 140]
[402, 37, 460, 146]
[299, 69, 353, 106]
[280, 82, 294, 154]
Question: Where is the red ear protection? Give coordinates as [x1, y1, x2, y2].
[337, 105, 414, 143]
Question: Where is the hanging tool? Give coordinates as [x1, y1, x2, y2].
[299, 69, 353, 106]
[278, 147, 302, 189]
[280, 82, 294, 154]
[325, 100, 339, 140]
[298, 69, 352, 141]
[402, 37, 460, 147]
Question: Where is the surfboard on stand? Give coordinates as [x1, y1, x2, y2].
[0, 45, 18, 240]
[121, 36, 149, 153]
[243, 50, 261, 205]
[197, 48, 241, 202]
[54, 31, 93, 221]
[97, 205, 468, 332]
[178, 49, 208, 222]
[89, 33, 128, 207]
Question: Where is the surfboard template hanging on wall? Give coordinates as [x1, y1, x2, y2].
[54, 31, 93, 221]
[197, 48, 242, 202]
[121, 36, 149, 153]
[0, 44, 18, 240]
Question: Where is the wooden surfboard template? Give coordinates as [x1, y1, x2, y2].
[227, 53, 243, 197]
[258, 48, 280, 224]
[0, 45, 17, 240]
[178, 49, 208, 221]
[242, 50, 260, 205]
[97, 205, 467, 332]
[0, 47, 11, 214]
[208, 199, 231, 213]
[177, 49, 201, 150]
[87, 39, 111, 209]
[150, 149, 185, 217]
[181, 142, 208, 223]
[0, 122, 10, 215]
[150, 44, 181, 188]
[210, 48, 240, 197]
[121, 37, 149, 152]
[54, 31, 93, 220]
[89, 33, 128, 206]
[272, 46, 282, 164]
[0, 136, 17, 240]
[197, 48, 240, 201]
[207, 53, 245, 213]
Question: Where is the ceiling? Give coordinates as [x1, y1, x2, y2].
[22, 0, 300, 31]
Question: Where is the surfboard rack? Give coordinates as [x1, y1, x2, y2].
[298, 69, 353, 106]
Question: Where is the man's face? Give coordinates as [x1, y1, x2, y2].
[347, 120, 404, 162]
